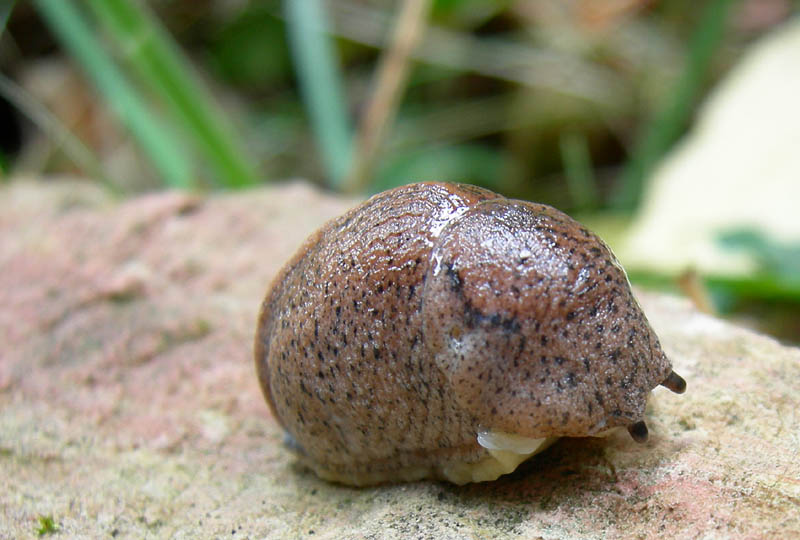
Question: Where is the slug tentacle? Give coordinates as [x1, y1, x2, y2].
[660, 370, 687, 394]
[627, 420, 649, 443]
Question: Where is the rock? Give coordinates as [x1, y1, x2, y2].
[1, 178, 798, 539]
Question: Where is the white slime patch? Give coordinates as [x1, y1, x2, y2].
[477, 430, 548, 454]
[437, 430, 559, 485]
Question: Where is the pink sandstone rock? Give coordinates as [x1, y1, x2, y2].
[1, 178, 798, 538]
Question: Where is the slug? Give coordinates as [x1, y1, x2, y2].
[255, 182, 686, 486]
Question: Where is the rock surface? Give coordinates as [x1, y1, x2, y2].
[1, 179, 798, 539]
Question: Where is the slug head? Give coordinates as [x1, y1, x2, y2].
[422, 199, 676, 440]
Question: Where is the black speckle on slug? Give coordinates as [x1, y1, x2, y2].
[254, 182, 686, 486]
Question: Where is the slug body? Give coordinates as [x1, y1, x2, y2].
[255, 182, 685, 486]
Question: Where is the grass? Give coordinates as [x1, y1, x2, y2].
[559, 131, 599, 211]
[32, 0, 193, 188]
[17, 1, 740, 200]
[1, 2, 15, 179]
[284, 0, 354, 188]
[343, 0, 432, 193]
[0, 1, 14, 34]
[32, 0, 258, 189]
[85, 0, 259, 188]
[36, 515, 58, 536]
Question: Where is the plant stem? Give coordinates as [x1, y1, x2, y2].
[344, 0, 432, 194]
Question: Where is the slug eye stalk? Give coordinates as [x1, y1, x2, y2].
[627, 370, 687, 443]
[660, 371, 687, 394]
[627, 420, 649, 443]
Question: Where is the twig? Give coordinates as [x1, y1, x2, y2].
[343, 0, 432, 193]
[0, 72, 110, 188]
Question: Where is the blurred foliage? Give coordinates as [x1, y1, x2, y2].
[3, 0, 793, 199]
[207, 8, 290, 88]
[31, 0, 192, 188]
[85, 0, 259, 188]
[0, 2, 13, 34]
[716, 229, 800, 299]
[630, 230, 800, 344]
[284, 0, 353, 188]
[613, 0, 737, 210]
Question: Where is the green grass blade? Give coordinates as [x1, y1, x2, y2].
[85, 0, 259, 188]
[284, 0, 353, 188]
[32, 0, 193, 188]
[1, 0, 16, 34]
[613, 0, 737, 211]
[559, 131, 599, 210]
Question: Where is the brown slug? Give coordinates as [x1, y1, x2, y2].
[255, 182, 686, 486]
